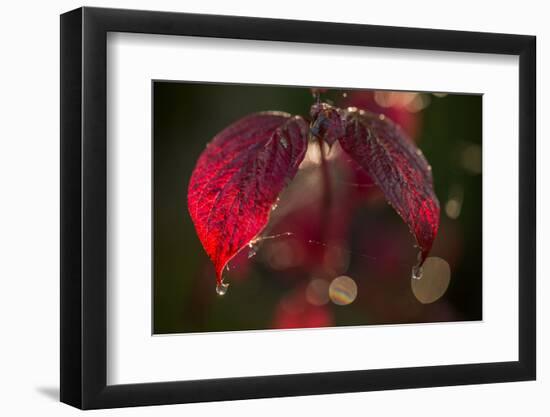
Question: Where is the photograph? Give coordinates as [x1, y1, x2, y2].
[57, 7, 536, 406]
[0, 0, 542, 414]
[153, 82, 483, 334]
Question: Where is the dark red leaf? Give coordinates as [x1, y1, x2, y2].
[337, 107, 440, 265]
[188, 112, 308, 287]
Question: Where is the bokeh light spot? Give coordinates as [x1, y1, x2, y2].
[460, 143, 482, 175]
[329, 275, 358, 306]
[305, 279, 330, 306]
[411, 257, 451, 304]
[445, 199, 462, 219]
[322, 241, 351, 275]
[445, 184, 464, 219]
[263, 239, 304, 270]
[374, 91, 416, 108]
[406, 94, 431, 113]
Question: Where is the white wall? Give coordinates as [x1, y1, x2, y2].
[0, 0, 545, 415]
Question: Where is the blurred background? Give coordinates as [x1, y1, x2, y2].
[153, 82, 482, 334]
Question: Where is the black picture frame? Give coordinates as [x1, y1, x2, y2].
[60, 6, 536, 410]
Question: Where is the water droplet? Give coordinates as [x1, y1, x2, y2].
[411, 264, 424, 280]
[411, 252, 424, 279]
[216, 280, 229, 296]
[280, 137, 289, 149]
[411, 257, 451, 303]
[379, 114, 386, 120]
[271, 203, 278, 211]
[248, 241, 259, 258]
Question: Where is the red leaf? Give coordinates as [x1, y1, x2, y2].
[188, 112, 308, 286]
[337, 107, 440, 265]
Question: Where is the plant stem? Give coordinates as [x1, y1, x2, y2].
[317, 135, 331, 228]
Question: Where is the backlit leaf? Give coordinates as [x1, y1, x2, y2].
[188, 112, 308, 285]
[337, 107, 440, 265]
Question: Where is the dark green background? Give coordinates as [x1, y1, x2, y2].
[153, 82, 482, 334]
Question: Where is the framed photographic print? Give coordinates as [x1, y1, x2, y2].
[60, 6, 536, 409]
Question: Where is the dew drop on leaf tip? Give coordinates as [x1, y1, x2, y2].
[411, 251, 424, 280]
[411, 264, 423, 280]
[216, 280, 229, 296]
[248, 241, 259, 259]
